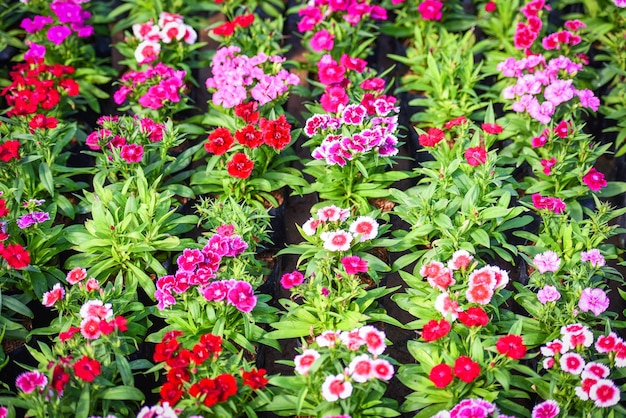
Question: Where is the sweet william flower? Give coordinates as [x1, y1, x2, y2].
[1, 243, 30, 269]
[341, 256, 368, 275]
[226, 153, 254, 179]
[294, 349, 320, 375]
[422, 319, 451, 342]
[578, 287, 610, 316]
[73, 356, 102, 382]
[321, 374, 353, 402]
[589, 379, 620, 407]
[418, 0, 443, 20]
[531, 400, 560, 418]
[310, 29, 335, 51]
[458, 306, 489, 327]
[537, 285, 561, 304]
[16, 371, 47, 394]
[42, 283, 65, 307]
[280, 271, 305, 289]
[464, 146, 487, 166]
[496, 334, 527, 359]
[580, 248, 605, 267]
[226, 280, 257, 312]
[533, 250, 561, 273]
[453, 356, 481, 383]
[429, 363, 454, 388]
[582, 167, 607, 192]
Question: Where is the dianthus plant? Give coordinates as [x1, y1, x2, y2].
[394, 252, 533, 417]
[3, 267, 151, 417]
[301, 87, 409, 212]
[113, 62, 188, 121]
[266, 325, 399, 417]
[83, 115, 198, 193]
[147, 330, 273, 417]
[527, 323, 626, 416]
[150, 226, 278, 352]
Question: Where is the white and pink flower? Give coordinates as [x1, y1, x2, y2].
[348, 216, 378, 241]
[321, 230, 353, 252]
[560, 352, 585, 375]
[371, 358, 394, 380]
[448, 250, 473, 270]
[294, 349, 320, 375]
[348, 354, 374, 383]
[589, 379, 620, 407]
[358, 325, 386, 356]
[321, 374, 353, 402]
[42, 283, 65, 307]
[79, 300, 113, 320]
[66, 267, 87, 285]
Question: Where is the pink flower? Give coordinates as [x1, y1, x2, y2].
[176, 248, 204, 271]
[134, 40, 161, 64]
[371, 358, 394, 380]
[417, 0, 443, 20]
[226, 280, 257, 313]
[466, 283, 494, 305]
[582, 362, 610, 380]
[448, 250, 473, 270]
[533, 250, 561, 274]
[322, 374, 353, 402]
[560, 352, 585, 374]
[582, 167, 607, 192]
[339, 329, 365, 350]
[341, 256, 368, 275]
[42, 283, 65, 307]
[294, 349, 320, 375]
[120, 143, 144, 163]
[589, 379, 620, 407]
[316, 331, 340, 347]
[348, 216, 378, 241]
[79, 300, 113, 320]
[531, 134, 547, 148]
[537, 285, 561, 304]
[317, 205, 349, 222]
[320, 86, 349, 113]
[541, 157, 557, 175]
[464, 146, 488, 166]
[201, 280, 231, 302]
[531, 400, 560, 418]
[66, 267, 87, 285]
[80, 316, 102, 340]
[541, 339, 570, 356]
[578, 287, 609, 316]
[358, 325, 386, 355]
[348, 354, 374, 382]
[468, 267, 497, 289]
[544, 79, 574, 106]
[84, 277, 100, 292]
[317, 56, 346, 85]
[15, 371, 48, 394]
[595, 332, 621, 353]
[580, 248, 606, 267]
[320, 230, 353, 252]
[310, 29, 335, 52]
[24, 43, 46, 61]
[420, 260, 445, 278]
[280, 271, 305, 289]
[434, 292, 461, 320]
[427, 269, 455, 291]
[47, 25, 72, 45]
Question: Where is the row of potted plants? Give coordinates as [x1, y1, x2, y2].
[0, 0, 625, 417]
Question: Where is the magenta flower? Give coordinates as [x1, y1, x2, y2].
[280, 271, 305, 289]
[417, 0, 444, 20]
[537, 285, 561, 304]
[582, 167, 607, 192]
[47, 25, 72, 45]
[531, 400, 560, 418]
[310, 29, 335, 52]
[120, 143, 144, 163]
[15, 371, 48, 394]
[578, 287, 610, 316]
[227, 280, 257, 313]
[533, 250, 561, 274]
[24, 43, 46, 61]
[341, 256, 368, 275]
[320, 86, 349, 113]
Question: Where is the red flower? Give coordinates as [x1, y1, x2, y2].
[421, 319, 451, 342]
[481, 123, 503, 134]
[154, 336, 181, 363]
[418, 128, 445, 147]
[496, 334, 527, 359]
[213, 21, 235, 36]
[29, 114, 58, 131]
[582, 167, 607, 192]
[0, 198, 8, 217]
[160, 381, 183, 405]
[166, 348, 192, 369]
[554, 120, 570, 138]
[260, 114, 292, 150]
[464, 146, 487, 166]
[190, 378, 221, 407]
[485, 1, 497, 12]
[167, 367, 190, 385]
[234, 102, 259, 124]
[458, 306, 489, 327]
[98, 320, 116, 335]
[235, 124, 264, 148]
[233, 13, 255, 28]
[0, 140, 20, 162]
[204, 127, 234, 155]
[444, 116, 467, 130]
[192, 342, 210, 364]
[513, 22, 538, 50]
[453, 356, 481, 383]
[114, 315, 128, 332]
[59, 326, 80, 342]
[215, 373, 238, 402]
[1, 243, 30, 269]
[51, 365, 70, 393]
[200, 333, 223, 354]
[73, 356, 101, 382]
[59, 79, 80, 96]
[242, 368, 269, 390]
[429, 363, 454, 388]
[227, 152, 254, 179]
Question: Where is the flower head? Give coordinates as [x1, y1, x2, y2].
[533, 250, 561, 274]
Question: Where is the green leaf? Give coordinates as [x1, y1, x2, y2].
[470, 228, 491, 248]
[98, 386, 145, 401]
[39, 162, 55, 196]
[75, 386, 90, 418]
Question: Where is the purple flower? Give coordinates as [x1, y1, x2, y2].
[24, 43, 46, 61]
[20, 15, 53, 33]
[533, 251, 561, 274]
[580, 249, 605, 268]
[47, 25, 72, 45]
[50, 2, 84, 23]
[227, 280, 257, 313]
[537, 285, 561, 304]
[578, 287, 610, 316]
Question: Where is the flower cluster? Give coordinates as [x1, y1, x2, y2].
[531, 193, 566, 214]
[205, 46, 299, 109]
[114, 63, 186, 112]
[204, 112, 292, 179]
[85, 115, 165, 159]
[431, 398, 512, 418]
[131, 12, 197, 65]
[152, 330, 269, 413]
[155, 225, 251, 311]
[212, 13, 254, 37]
[538, 324, 624, 410]
[20, 0, 93, 57]
[498, 54, 598, 124]
[1, 59, 79, 117]
[512, 0, 548, 50]
[298, 2, 388, 35]
[306, 98, 400, 165]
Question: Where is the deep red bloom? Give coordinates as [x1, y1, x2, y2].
[429, 363, 454, 388]
[227, 152, 254, 179]
[554, 120, 570, 138]
[215, 373, 238, 402]
[421, 319, 451, 342]
[233, 14, 255, 28]
[192, 342, 211, 364]
[453, 356, 481, 383]
[213, 21, 235, 36]
[98, 319, 116, 335]
[200, 333, 223, 354]
[418, 127, 445, 147]
[481, 123, 503, 134]
[160, 381, 183, 405]
[444, 116, 467, 130]
[0, 199, 8, 217]
[485, 1, 497, 12]
[260, 114, 292, 150]
[0, 140, 20, 162]
[496, 334, 527, 359]
[166, 348, 192, 369]
[59, 326, 80, 342]
[167, 367, 190, 385]
[114, 315, 128, 332]
[154, 337, 180, 363]
[73, 356, 101, 382]
[242, 368, 269, 390]
[235, 124, 264, 148]
[514, 22, 538, 50]
[1, 243, 30, 269]
[464, 146, 488, 166]
[29, 114, 58, 131]
[205, 127, 234, 155]
[234, 102, 260, 124]
[458, 306, 489, 327]
[190, 377, 221, 407]
[51, 365, 70, 393]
